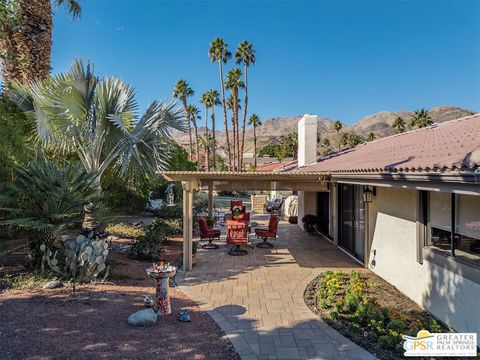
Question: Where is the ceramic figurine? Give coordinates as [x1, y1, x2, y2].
[179, 308, 190, 322]
[144, 295, 153, 308]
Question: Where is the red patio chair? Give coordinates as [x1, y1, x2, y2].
[226, 220, 249, 256]
[255, 215, 279, 248]
[230, 200, 246, 217]
[198, 217, 221, 249]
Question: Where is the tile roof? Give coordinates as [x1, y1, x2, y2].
[256, 160, 298, 172]
[299, 114, 480, 174]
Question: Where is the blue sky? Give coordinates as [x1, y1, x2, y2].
[52, 0, 480, 126]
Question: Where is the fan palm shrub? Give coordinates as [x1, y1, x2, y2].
[0, 157, 104, 266]
[11, 59, 185, 227]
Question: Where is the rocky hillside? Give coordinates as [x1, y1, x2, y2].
[174, 106, 475, 153]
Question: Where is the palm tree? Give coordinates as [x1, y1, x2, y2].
[282, 132, 298, 159]
[366, 132, 376, 141]
[173, 80, 194, 160]
[248, 114, 261, 169]
[226, 95, 242, 170]
[205, 89, 221, 170]
[187, 104, 201, 167]
[409, 108, 432, 129]
[0, 0, 82, 86]
[334, 120, 343, 150]
[198, 133, 214, 171]
[235, 41, 255, 170]
[200, 91, 211, 170]
[392, 116, 406, 134]
[11, 59, 185, 227]
[209, 37, 232, 168]
[225, 68, 245, 170]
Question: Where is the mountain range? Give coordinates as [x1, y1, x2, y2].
[173, 106, 475, 154]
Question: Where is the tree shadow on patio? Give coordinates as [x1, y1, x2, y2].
[209, 304, 376, 359]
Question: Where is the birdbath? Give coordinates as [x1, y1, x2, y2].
[146, 264, 177, 317]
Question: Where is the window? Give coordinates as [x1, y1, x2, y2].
[426, 192, 480, 266]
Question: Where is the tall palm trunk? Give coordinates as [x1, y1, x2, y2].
[240, 65, 248, 170]
[211, 107, 217, 170]
[182, 97, 193, 160]
[253, 121, 257, 169]
[0, 0, 52, 86]
[233, 88, 240, 170]
[204, 106, 210, 171]
[191, 116, 200, 169]
[231, 112, 236, 170]
[219, 61, 232, 169]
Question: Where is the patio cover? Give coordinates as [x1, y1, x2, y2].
[160, 171, 330, 271]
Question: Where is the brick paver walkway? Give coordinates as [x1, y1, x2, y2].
[176, 215, 376, 360]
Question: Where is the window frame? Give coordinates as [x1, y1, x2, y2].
[422, 190, 480, 269]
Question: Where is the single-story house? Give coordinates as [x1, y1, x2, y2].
[295, 114, 480, 334]
[162, 113, 479, 334]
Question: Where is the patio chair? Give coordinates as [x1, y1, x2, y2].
[267, 198, 283, 215]
[255, 215, 280, 248]
[230, 200, 246, 216]
[198, 217, 221, 249]
[226, 220, 249, 256]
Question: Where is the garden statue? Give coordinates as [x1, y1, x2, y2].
[146, 191, 163, 212]
[166, 184, 175, 207]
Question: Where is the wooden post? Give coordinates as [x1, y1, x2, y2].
[208, 181, 213, 218]
[182, 181, 194, 271]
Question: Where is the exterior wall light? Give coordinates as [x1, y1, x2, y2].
[363, 186, 376, 203]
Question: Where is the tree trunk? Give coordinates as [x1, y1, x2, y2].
[211, 107, 216, 171]
[0, 0, 52, 86]
[192, 116, 200, 170]
[219, 61, 232, 169]
[253, 122, 257, 169]
[204, 106, 210, 171]
[232, 112, 236, 171]
[183, 97, 193, 160]
[240, 65, 248, 170]
[233, 88, 240, 170]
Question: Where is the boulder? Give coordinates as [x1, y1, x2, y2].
[42, 280, 63, 289]
[127, 309, 157, 327]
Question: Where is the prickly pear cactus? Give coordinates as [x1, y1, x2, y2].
[41, 232, 110, 284]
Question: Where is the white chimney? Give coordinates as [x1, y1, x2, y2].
[297, 114, 318, 167]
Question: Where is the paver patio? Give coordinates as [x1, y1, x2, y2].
[176, 215, 377, 360]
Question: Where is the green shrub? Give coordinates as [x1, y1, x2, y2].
[378, 334, 399, 350]
[129, 218, 181, 260]
[426, 316, 442, 333]
[355, 300, 375, 324]
[106, 223, 145, 239]
[319, 298, 331, 309]
[343, 291, 362, 313]
[386, 318, 405, 333]
[327, 310, 340, 321]
[0, 158, 104, 267]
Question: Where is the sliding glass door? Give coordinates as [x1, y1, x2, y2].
[338, 184, 365, 262]
[316, 192, 330, 237]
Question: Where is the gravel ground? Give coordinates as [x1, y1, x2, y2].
[0, 249, 239, 360]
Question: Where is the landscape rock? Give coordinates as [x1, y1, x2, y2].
[42, 280, 63, 289]
[127, 309, 157, 327]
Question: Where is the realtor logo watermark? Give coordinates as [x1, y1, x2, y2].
[403, 330, 477, 357]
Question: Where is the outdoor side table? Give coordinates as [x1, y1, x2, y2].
[146, 265, 177, 316]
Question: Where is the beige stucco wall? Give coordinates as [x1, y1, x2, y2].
[297, 191, 317, 230]
[368, 187, 480, 333]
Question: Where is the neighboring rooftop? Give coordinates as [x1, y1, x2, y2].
[255, 159, 298, 172]
[299, 114, 480, 174]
